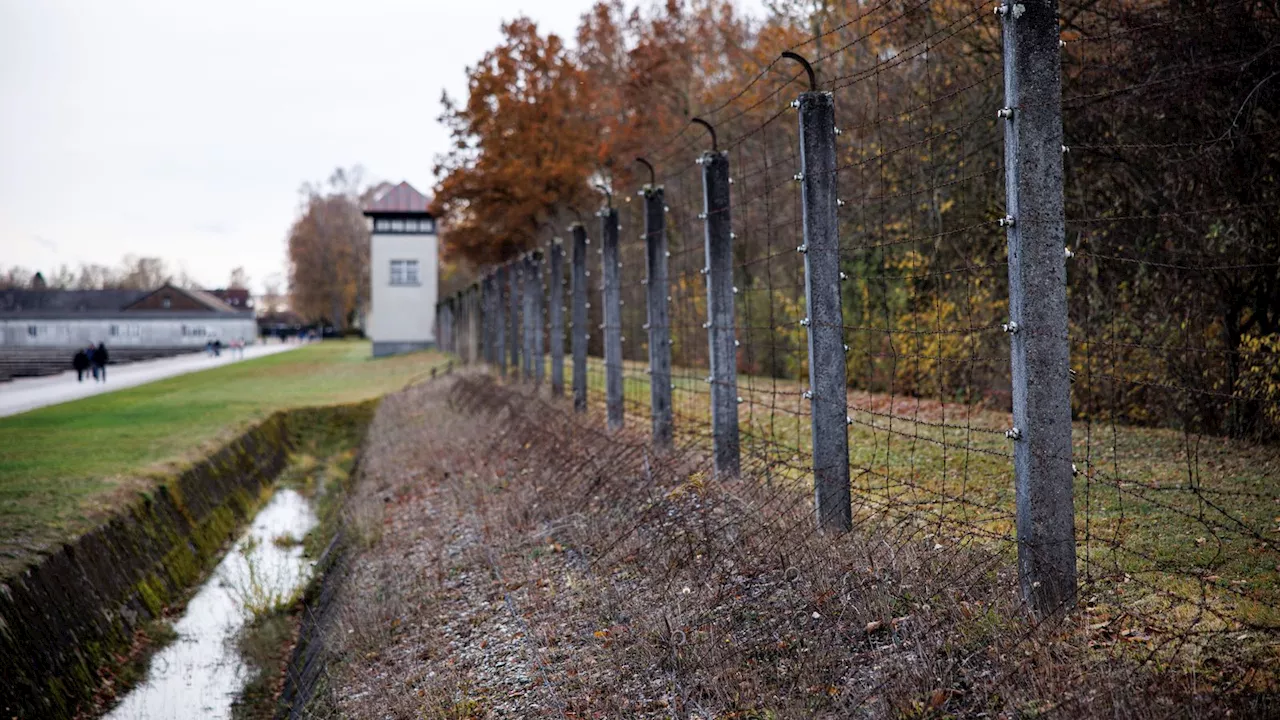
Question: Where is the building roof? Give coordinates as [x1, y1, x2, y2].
[121, 284, 242, 313]
[1, 284, 251, 319]
[364, 181, 434, 215]
[0, 289, 149, 313]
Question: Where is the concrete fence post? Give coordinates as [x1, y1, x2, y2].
[496, 267, 508, 376]
[482, 274, 493, 365]
[448, 294, 457, 357]
[454, 293, 462, 358]
[473, 285, 481, 363]
[470, 284, 480, 364]
[531, 250, 545, 385]
[476, 283, 484, 364]
[460, 288, 469, 362]
[549, 239, 566, 396]
[571, 224, 589, 412]
[701, 150, 740, 478]
[798, 88, 852, 532]
[446, 297, 453, 355]
[491, 274, 500, 365]
[460, 290, 468, 361]
[489, 273, 500, 366]
[478, 278, 487, 363]
[508, 259, 521, 375]
[453, 294, 460, 356]
[457, 291, 466, 361]
[457, 292, 466, 361]
[1000, 0, 1076, 616]
[643, 185, 674, 450]
[600, 206, 624, 431]
[478, 279, 487, 364]
[438, 300, 446, 354]
[522, 255, 535, 381]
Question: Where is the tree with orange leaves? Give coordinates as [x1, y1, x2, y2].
[433, 2, 776, 267]
[431, 18, 598, 266]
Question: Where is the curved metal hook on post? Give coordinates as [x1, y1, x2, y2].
[690, 117, 717, 152]
[635, 157, 656, 187]
[780, 51, 817, 92]
[594, 183, 613, 210]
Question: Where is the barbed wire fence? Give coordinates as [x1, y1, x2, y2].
[434, 0, 1278, 709]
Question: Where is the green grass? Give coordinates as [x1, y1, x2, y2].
[0, 341, 447, 573]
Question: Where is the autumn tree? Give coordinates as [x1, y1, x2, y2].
[432, 2, 788, 269]
[431, 18, 599, 265]
[287, 167, 372, 331]
[433, 0, 1278, 438]
[1060, 0, 1280, 436]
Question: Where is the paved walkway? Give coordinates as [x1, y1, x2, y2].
[0, 342, 300, 418]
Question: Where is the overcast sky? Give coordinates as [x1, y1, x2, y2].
[1, 0, 761, 294]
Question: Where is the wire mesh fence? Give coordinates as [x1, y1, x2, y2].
[434, 0, 1279, 704]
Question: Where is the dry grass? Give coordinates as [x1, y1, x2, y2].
[304, 373, 1275, 719]
[575, 356, 1280, 635]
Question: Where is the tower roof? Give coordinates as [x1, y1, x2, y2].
[364, 181, 433, 215]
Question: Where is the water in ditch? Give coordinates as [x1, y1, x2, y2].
[105, 488, 317, 720]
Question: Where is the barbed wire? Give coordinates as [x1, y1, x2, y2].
[431, 0, 1280, 714]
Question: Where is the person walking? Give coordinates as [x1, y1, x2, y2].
[87, 344, 101, 381]
[72, 348, 90, 382]
[92, 342, 109, 382]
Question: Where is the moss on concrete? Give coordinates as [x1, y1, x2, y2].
[0, 402, 375, 719]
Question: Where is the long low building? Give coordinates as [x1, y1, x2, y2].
[0, 284, 257, 348]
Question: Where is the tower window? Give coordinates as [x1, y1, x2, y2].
[390, 259, 420, 286]
[372, 217, 433, 233]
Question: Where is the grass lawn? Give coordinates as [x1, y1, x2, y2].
[0, 340, 447, 576]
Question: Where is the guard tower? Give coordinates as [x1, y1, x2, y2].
[363, 181, 438, 357]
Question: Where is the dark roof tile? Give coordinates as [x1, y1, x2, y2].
[0, 289, 149, 313]
[364, 181, 433, 215]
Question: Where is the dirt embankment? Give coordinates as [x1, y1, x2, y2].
[302, 373, 1275, 719]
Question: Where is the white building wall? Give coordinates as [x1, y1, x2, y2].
[369, 231, 438, 348]
[0, 317, 258, 348]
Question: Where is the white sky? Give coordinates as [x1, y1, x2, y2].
[1, 0, 761, 295]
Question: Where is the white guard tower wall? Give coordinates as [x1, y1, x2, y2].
[363, 182, 439, 358]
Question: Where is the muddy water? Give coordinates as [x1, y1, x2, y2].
[105, 489, 317, 720]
